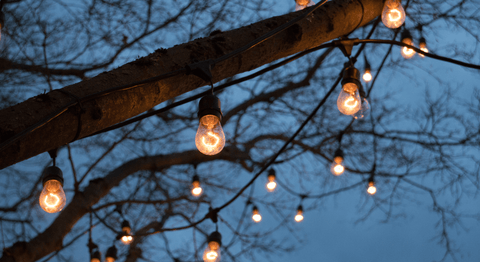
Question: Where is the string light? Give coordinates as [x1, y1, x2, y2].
[203, 231, 222, 262]
[419, 37, 428, 58]
[120, 220, 133, 245]
[195, 95, 225, 155]
[39, 150, 66, 213]
[331, 148, 345, 176]
[367, 176, 377, 195]
[363, 58, 372, 82]
[91, 250, 101, 262]
[295, 0, 315, 11]
[381, 0, 405, 29]
[400, 29, 415, 59]
[295, 205, 304, 222]
[265, 169, 277, 192]
[252, 206, 262, 223]
[337, 66, 362, 116]
[105, 245, 117, 262]
[191, 174, 203, 197]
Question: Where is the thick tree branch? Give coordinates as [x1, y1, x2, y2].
[0, 0, 383, 169]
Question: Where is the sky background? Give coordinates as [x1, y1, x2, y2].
[1, 0, 480, 262]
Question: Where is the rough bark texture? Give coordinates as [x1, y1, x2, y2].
[0, 0, 383, 169]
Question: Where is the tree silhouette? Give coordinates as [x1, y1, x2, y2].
[0, 0, 479, 261]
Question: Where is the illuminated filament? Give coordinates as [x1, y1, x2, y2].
[266, 174, 277, 192]
[331, 156, 345, 176]
[202, 132, 220, 150]
[44, 193, 60, 208]
[195, 115, 225, 156]
[39, 179, 66, 213]
[419, 42, 428, 58]
[401, 39, 415, 59]
[388, 9, 402, 22]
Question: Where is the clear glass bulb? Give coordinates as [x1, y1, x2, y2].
[330, 156, 344, 176]
[381, 0, 405, 29]
[203, 241, 221, 262]
[363, 70, 372, 82]
[401, 38, 415, 59]
[121, 235, 133, 245]
[419, 42, 428, 58]
[353, 98, 370, 120]
[191, 181, 203, 197]
[337, 83, 361, 115]
[195, 115, 225, 155]
[367, 182, 377, 195]
[39, 179, 66, 213]
[295, 210, 304, 222]
[252, 210, 262, 223]
[295, 0, 315, 11]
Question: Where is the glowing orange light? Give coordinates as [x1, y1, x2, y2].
[203, 241, 221, 262]
[381, 0, 405, 29]
[252, 209, 262, 223]
[337, 83, 362, 115]
[419, 41, 428, 58]
[295, 210, 304, 222]
[105, 257, 115, 262]
[266, 181, 276, 192]
[363, 71, 372, 82]
[401, 38, 415, 59]
[39, 179, 66, 213]
[206, 251, 218, 260]
[195, 115, 225, 155]
[331, 156, 345, 176]
[121, 235, 133, 245]
[333, 164, 344, 175]
[367, 181, 377, 195]
[192, 186, 203, 197]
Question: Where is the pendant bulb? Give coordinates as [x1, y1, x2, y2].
[196, 95, 225, 155]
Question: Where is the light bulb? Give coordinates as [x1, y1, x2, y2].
[353, 98, 370, 120]
[400, 30, 415, 59]
[337, 83, 362, 115]
[105, 258, 115, 262]
[363, 69, 372, 82]
[331, 149, 344, 176]
[419, 38, 428, 58]
[191, 175, 203, 197]
[381, 0, 405, 29]
[195, 115, 225, 155]
[39, 179, 66, 213]
[367, 181, 377, 195]
[203, 241, 221, 262]
[252, 206, 262, 223]
[204, 231, 222, 262]
[295, 0, 315, 11]
[266, 169, 276, 192]
[295, 205, 304, 222]
[121, 235, 133, 245]
[192, 181, 203, 197]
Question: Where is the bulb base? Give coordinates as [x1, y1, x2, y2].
[207, 231, 222, 247]
[341, 67, 362, 94]
[42, 166, 64, 187]
[198, 95, 223, 121]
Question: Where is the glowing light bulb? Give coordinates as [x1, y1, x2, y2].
[252, 206, 262, 223]
[39, 165, 66, 213]
[195, 115, 225, 155]
[295, 205, 304, 222]
[204, 231, 222, 262]
[295, 0, 315, 11]
[381, 0, 405, 29]
[400, 30, 415, 59]
[337, 83, 361, 115]
[191, 175, 203, 197]
[331, 149, 344, 176]
[419, 37, 428, 58]
[367, 178, 377, 195]
[120, 220, 134, 244]
[363, 69, 372, 82]
[353, 97, 370, 120]
[266, 169, 276, 192]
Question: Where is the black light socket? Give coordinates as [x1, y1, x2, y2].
[268, 169, 276, 179]
[297, 205, 303, 212]
[334, 148, 344, 159]
[91, 250, 101, 261]
[42, 166, 64, 187]
[198, 95, 223, 121]
[341, 67, 362, 90]
[105, 245, 117, 260]
[207, 231, 222, 247]
[400, 29, 412, 42]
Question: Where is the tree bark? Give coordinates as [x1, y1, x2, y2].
[0, 0, 383, 169]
